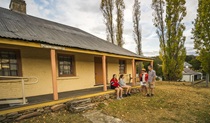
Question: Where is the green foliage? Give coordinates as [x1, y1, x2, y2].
[152, 0, 187, 81]
[192, 0, 210, 75]
[185, 55, 202, 70]
[115, 0, 125, 47]
[100, 0, 115, 44]
[153, 56, 163, 77]
[133, 0, 142, 55]
[185, 55, 194, 62]
[143, 56, 163, 77]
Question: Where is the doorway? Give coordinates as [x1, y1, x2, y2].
[94, 57, 103, 85]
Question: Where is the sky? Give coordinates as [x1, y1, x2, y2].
[0, 0, 198, 56]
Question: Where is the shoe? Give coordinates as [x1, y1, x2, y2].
[146, 94, 150, 97]
[123, 94, 128, 97]
[151, 94, 154, 97]
[117, 97, 121, 100]
[127, 93, 131, 96]
[120, 96, 123, 99]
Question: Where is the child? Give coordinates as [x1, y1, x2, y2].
[110, 74, 123, 100]
[119, 74, 131, 96]
[140, 68, 148, 95]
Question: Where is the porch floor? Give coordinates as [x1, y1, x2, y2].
[0, 86, 109, 111]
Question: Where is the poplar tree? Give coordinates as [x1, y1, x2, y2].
[115, 0, 125, 47]
[133, 0, 142, 55]
[152, 0, 187, 81]
[192, 0, 210, 86]
[100, 0, 115, 44]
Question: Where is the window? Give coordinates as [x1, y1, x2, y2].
[119, 60, 126, 74]
[0, 49, 22, 76]
[58, 54, 75, 77]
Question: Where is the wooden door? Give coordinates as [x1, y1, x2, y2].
[94, 57, 103, 85]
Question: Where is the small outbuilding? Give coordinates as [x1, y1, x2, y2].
[181, 62, 202, 82]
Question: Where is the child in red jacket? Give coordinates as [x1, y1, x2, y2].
[140, 68, 148, 95]
[110, 74, 123, 100]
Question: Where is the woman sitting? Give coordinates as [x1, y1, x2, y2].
[119, 74, 131, 96]
[110, 74, 123, 100]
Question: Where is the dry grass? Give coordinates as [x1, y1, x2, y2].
[16, 82, 210, 123]
[17, 110, 91, 123]
[101, 81, 210, 123]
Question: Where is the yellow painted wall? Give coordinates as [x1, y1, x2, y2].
[57, 53, 95, 92]
[107, 58, 132, 83]
[0, 44, 133, 99]
[0, 44, 52, 99]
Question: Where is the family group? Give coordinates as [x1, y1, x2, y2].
[110, 65, 156, 100]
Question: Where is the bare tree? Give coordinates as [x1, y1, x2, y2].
[100, 0, 115, 44]
[115, 0, 125, 47]
[133, 0, 142, 55]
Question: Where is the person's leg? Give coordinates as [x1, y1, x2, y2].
[115, 88, 120, 99]
[151, 84, 155, 96]
[122, 86, 129, 95]
[146, 83, 151, 96]
[142, 86, 145, 94]
[119, 87, 123, 98]
[145, 86, 148, 94]
[128, 86, 131, 94]
[151, 88, 154, 95]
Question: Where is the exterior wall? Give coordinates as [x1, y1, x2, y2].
[107, 57, 118, 83]
[0, 45, 96, 98]
[57, 53, 95, 93]
[181, 74, 193, 82]
[107, 58, 132, 83]
[0, 44, 52, 99]
[0, 44, 134, 99]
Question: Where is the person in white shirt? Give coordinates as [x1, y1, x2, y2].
[147, 65, 156, 97]
[118, 74, 131, 96]
[140, 68, 148, 95]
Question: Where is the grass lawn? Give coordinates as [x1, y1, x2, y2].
[101, 82, 210, 123]
[16, 82, 210, 123]
[18, 110, 91, 123]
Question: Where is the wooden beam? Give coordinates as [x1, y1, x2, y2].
[50, 49, 58, 100]
[102, 55, 107, 91]
[132, 59, 136, 86]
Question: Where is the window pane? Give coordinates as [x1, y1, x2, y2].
[58, 55, 74, 76]
[10, 64, 17, 70]
[64, 65, 70, 70]
[119, 60, 126, 74]
[1, 59, 9, 63]
[0, 50, 20, 76]
[59, 61, 64, 65]
[2, 64, 10, 69]
[11, 70, 17, 76]
[4, 70, 10, 76]
[10, 59, 17, 63]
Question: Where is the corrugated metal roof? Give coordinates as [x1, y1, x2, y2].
[184, 62, 192, 68]
[0, 7, 149, 59]
[183, 68, 201, 75]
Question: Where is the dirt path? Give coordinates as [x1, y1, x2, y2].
[83, 110, 127, 123]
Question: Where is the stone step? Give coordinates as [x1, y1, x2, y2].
[66, 98, 91, 107]
[68, 103, 95, 113]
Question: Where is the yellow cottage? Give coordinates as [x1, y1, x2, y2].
[0, 0, 153, 109]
